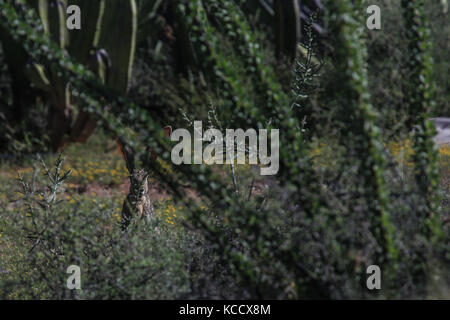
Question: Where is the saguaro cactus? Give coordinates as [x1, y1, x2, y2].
[0, 0, 137, 150]
[274, 0, 301, 60]
[69, 0, 137, 146]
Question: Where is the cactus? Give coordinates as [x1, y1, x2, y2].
[325, 0, 397, 266]
[401, 0, 441, 238]
[67, 0, 105, 65]
[172, 0, 244, 108]
[97, 0, 137, 95]
[274, 0, 301, 60]
[0, 0, 137, 150]
[203, 0, 284, 118]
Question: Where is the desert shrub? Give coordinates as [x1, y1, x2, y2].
[0, 0, 448, 300]
[0, 155, 238, 299]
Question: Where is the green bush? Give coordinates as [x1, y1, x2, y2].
[0, 0, 448, 300]
[0, 155, 241, 299]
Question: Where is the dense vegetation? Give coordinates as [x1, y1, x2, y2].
[0, 0, 448, 299]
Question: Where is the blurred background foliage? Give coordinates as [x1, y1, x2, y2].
[0, 0, 449, 299]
